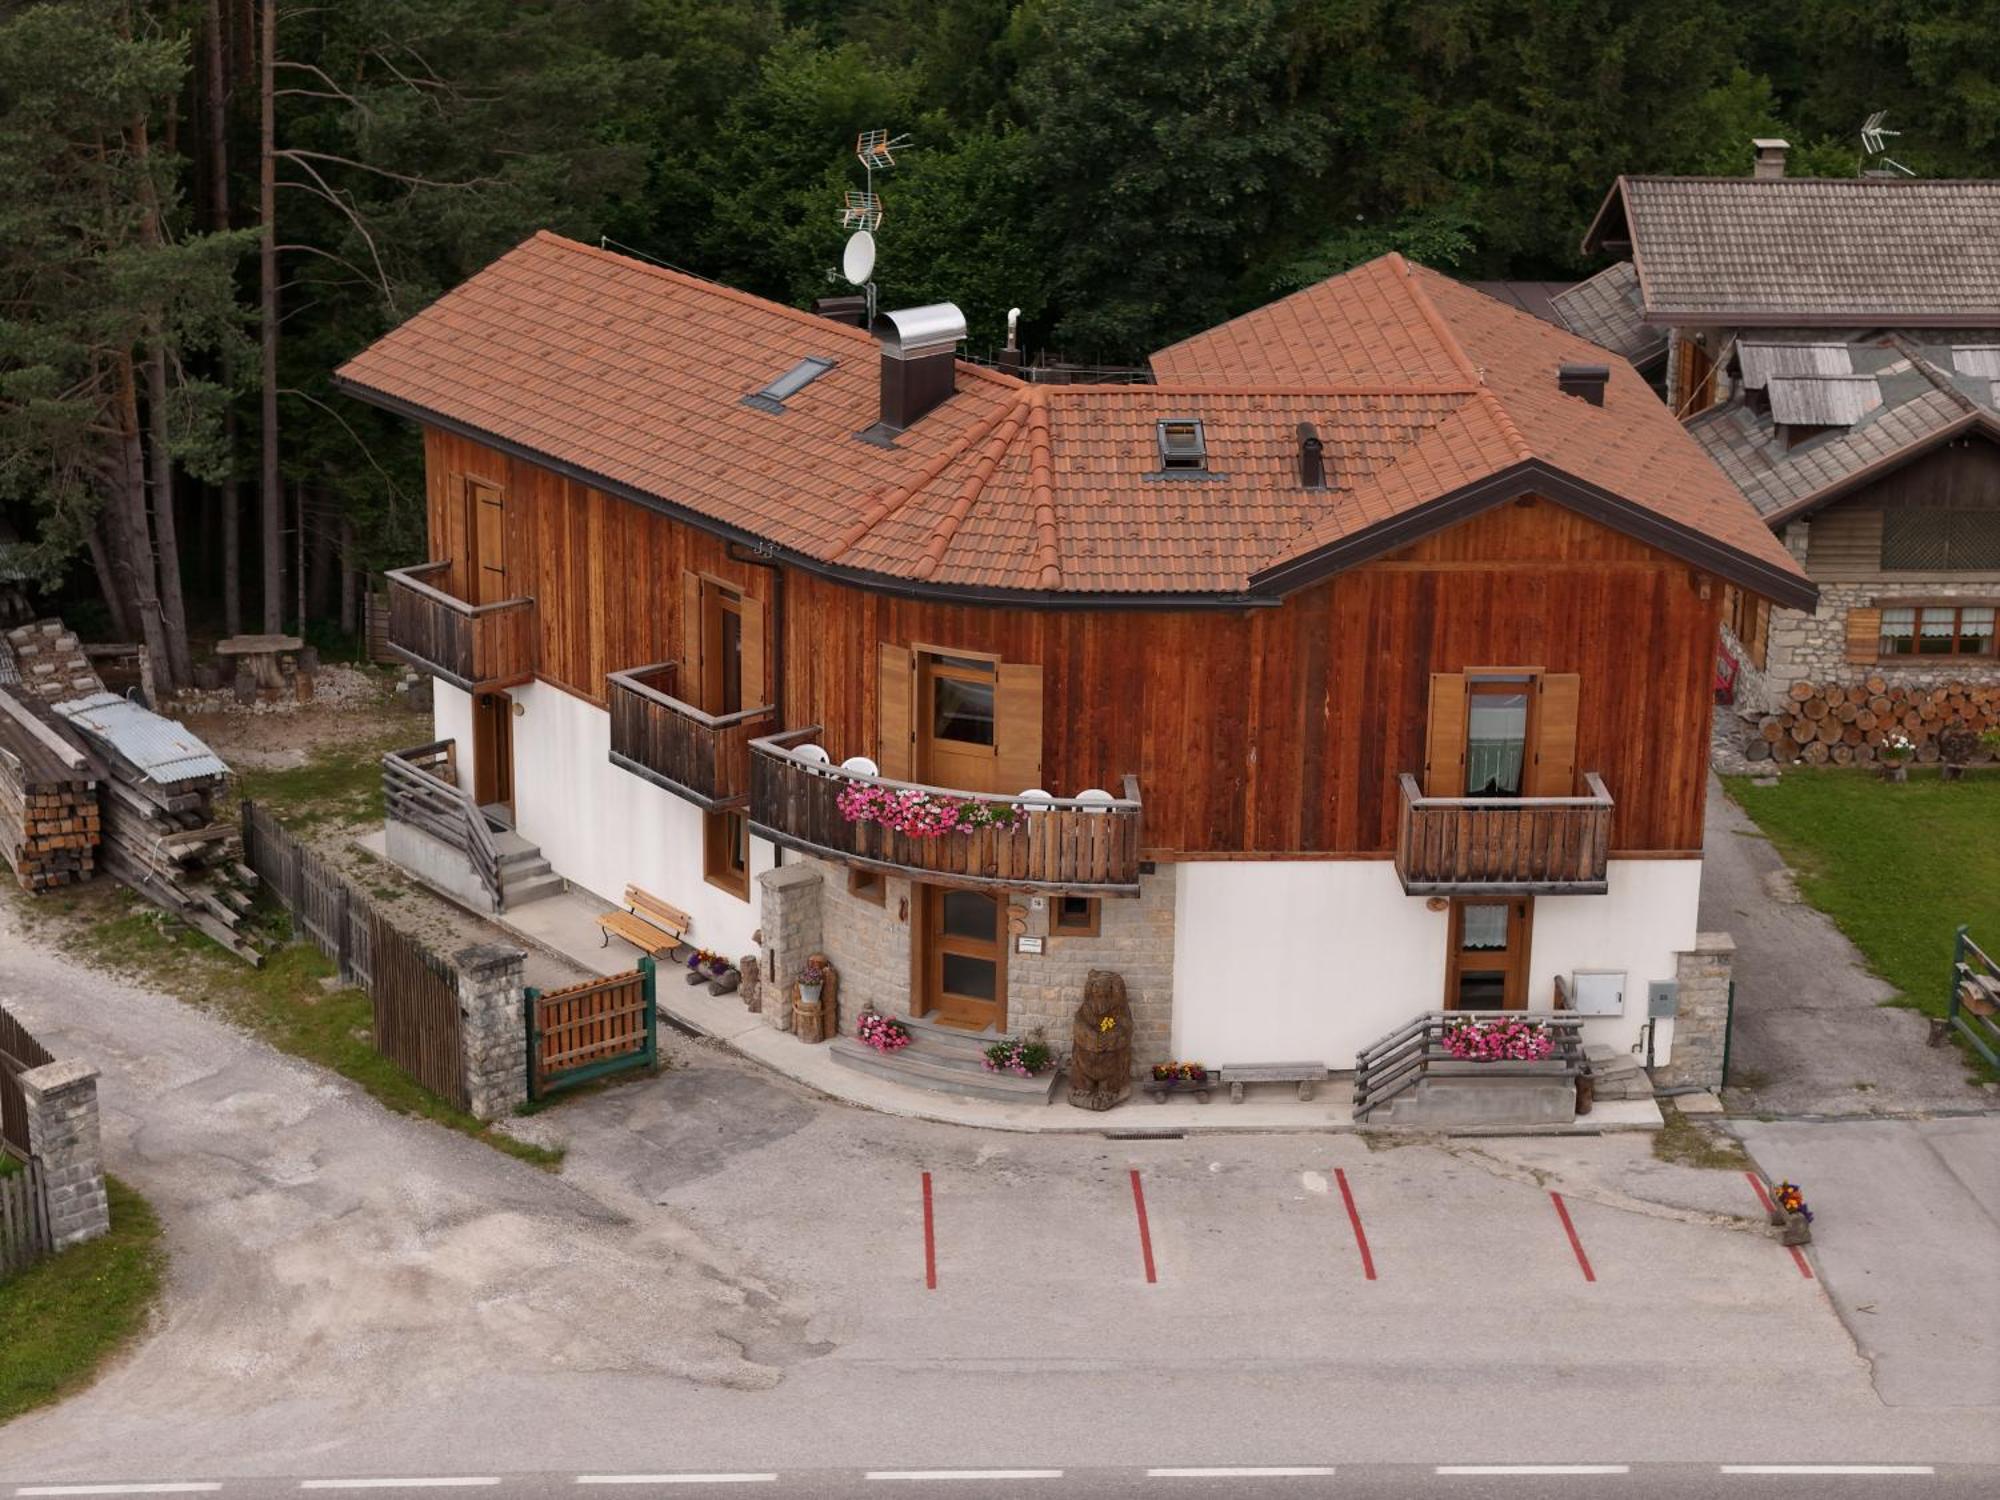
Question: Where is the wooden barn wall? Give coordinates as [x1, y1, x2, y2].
[1804, 435, 2000, 584]
[423, 431, 1718, 858]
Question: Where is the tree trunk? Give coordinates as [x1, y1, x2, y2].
[208, 0, 243, 639]
[114, 354, 175, 701]
[86, 516, 137, 643]
[337, 514, 358, 637]
[258, 0, 282, 633]
[308, 485, 336, 621]
[143, 342, 193, 691]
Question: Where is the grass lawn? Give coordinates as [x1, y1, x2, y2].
[231, 727, 414, 830]
[1722, 770, 2000, 1023]
[7, 885, 560, 1170]
[0, 1176, 164, 1424]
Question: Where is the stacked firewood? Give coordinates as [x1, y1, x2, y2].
[1746, 678, 2000, 765]
[0, 691, 100, 891]
[3, 620, 104, 704]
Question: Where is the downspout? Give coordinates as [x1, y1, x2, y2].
[727, 541, 785, 868]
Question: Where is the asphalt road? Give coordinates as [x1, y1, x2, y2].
[2, 895, 1996, 1487]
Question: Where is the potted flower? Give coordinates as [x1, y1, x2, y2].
[1938, 724, 1978, 781]
[1769, 1180, 1813, 1246]
[1146, 1061, 1212, 1100]
[798, 958, 828, 1006]
[857, 1008, 911, 1053]
[983, 1033, 1053, 1077]
[1440, 1017, 1556, 1062]
[1879, 731, 1914, 782]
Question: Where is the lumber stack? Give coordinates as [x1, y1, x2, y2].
[0, 690, 101, 891]
[51, 692, 266, 964]
[1747, 677, 2000, 766]
[3, 620, 105, 705]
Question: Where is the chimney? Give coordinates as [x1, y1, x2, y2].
[874, 302, 967, 434]
[1558, 363, 1609, 406]
[1752, 137, 1790, 180]
[1297, 422, 1326, 489]
[998, 306, 1024, 373]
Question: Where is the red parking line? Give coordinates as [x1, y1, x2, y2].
[1129, 1169, 1158, 1284]
[921, 1171, 937, 1290]
[1334, 1168, 1377, 1280]
[1745, 1172, 1815, 1279]
[1550, 1191, 1596, 1282]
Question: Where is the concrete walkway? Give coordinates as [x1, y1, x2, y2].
[498, 881, 1663, 1137]
[1699, 775, 1993, 1117]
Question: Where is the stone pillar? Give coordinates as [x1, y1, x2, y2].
[21, 1059, 109, 1250]
[1659, 931, 1736, 1091]
[756, 862, 825, 1033]
[456, 942, 528, 1121]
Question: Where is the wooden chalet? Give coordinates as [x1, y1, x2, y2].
[336, 233, 1811, 1084]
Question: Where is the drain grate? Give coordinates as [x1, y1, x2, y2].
[1102, 1129, 1185, 1141]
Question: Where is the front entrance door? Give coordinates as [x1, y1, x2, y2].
[918, 653, 1000, 793]
[471, 691, 514, 817]
[1445, 897, 1531, 1010]
[918, 884, 1007, 1031]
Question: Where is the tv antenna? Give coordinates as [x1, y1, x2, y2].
[835, 130, 908, 323]
[1860, 111, 1916, 176]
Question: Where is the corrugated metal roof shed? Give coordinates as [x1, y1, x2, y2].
[1740, 342, 1853, 389]
[52, 690, 229, 785]
[1767, 374, 1883, 427]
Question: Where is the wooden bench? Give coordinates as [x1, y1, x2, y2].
[597, 886, 691, 957]
[1217, 1061, 1327, 1103]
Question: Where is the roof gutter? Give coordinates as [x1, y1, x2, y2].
[1640, 310, 2000, 328]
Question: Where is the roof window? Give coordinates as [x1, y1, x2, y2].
[743, 355, 835, 414]
[1156, 419, 1207, 471]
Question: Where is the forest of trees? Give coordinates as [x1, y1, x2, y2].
[3, 0, 1998, 688]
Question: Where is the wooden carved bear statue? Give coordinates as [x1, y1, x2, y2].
[1068, 969, 1133, 1111]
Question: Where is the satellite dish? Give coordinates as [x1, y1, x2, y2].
[842, 230, 877, 287]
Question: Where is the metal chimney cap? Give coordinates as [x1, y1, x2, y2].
[1751, 137, 1791, 150]
[877, 303, 968, 359]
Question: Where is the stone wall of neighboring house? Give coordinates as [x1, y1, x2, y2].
[1653, 932, 1735, 1093]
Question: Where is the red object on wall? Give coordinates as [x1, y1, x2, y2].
[1714, 647, 1740, 706]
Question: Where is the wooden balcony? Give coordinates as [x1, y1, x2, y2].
[384, 561, 535, 692]
[749, 726, 1144, 895]
[1395, 772, 1614, 895]
[607, 662, 775, 812]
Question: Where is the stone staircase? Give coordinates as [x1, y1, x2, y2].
[491, 826, 564, 909]
[829, 1011, 1062, 1104]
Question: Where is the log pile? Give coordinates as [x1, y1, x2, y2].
[52, 692, 266, 964]
[1747, 678, 2000, 766]
[0, 690, 101, 891]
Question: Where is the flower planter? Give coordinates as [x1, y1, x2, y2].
[1779, 1211, 1812, 1247]
[707, 971, 740, 997]
[1882, 762, 1910, 783]
[1144, 1076, 1214, 1104]
[800, 981, 824, 1006]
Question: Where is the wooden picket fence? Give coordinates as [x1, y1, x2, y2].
[240, 801, 373, 987]
[369, 912, 467, 1110]
[1, 1000, 53, 1160]
[0, 1158, 53, 1276]
[525, 958, 657, 1100]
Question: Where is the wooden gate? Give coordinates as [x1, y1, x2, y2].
[1, 1001, 53, 1161]
[525, 959, 657, 1100]
[1, 1158, 53, 1275]
[369, 911, 467, 1109]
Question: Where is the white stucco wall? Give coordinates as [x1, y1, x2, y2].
[432, 678, 474, 766]
[431, 678, 770, 961]
[1171, 858, 1701, 1068]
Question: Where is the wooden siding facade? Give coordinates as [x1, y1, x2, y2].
[421, 427, 1722, 860]
[1802, 435, 2000, 585]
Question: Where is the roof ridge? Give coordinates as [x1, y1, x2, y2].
[1063, 381, 1476, 398]
[1025, 389, 1060, 589]
[1885, 331, 1982, 414]
[827, 390, 1034, 564]
[1398, 260, 1537, 464]
[913, 392, 1037, 581]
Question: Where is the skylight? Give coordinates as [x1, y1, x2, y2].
[743, 355, 835, 413]
[1156, 419, 1207, 471]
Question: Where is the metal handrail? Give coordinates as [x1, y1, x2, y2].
[382, 740, 504, 909]
[752, 724, 1143, 812]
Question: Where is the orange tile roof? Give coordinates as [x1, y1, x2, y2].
[336, 233, 1812, 606]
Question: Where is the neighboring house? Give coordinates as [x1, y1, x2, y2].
[336, 233, 1809, 1083]
[1579, 143, 2000, 707]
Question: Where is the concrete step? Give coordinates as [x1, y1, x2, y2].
[492, 829, 540, 862]
[829, 1034, 1061, 1104]
[896, 1010, 1006, 1061]
[500, 873, 565, 908]
[499, 856, 553, 883]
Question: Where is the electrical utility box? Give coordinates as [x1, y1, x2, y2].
[1570, 970, 1626, 1016]
[1647, 980, 1680, 1018]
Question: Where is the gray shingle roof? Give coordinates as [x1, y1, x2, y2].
[1689, 331, 2000, 520]
[1584, 178, 2000, 324]
[1549, 261, 1667, 367]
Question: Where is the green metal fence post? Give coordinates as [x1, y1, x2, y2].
[639, 955, 658, 1070]
[1720, 979, 1736, 1089]
[1950, 923, 1968, 1028]
[522, 986, 542, 1103]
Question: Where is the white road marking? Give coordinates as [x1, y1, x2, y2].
[1437, 1467, 1630, 1476]
[1719, 1466, 1934, 1476]
[576, 1480, 778, 1488]
[863, 1473, 1063, 1483]
[1147, 1469, 1337, 1479]
[17, 1488, 224, 1496]
[298, 1483, 500, 1492]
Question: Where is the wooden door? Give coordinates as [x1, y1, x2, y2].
[701, 584, 744, 715]
[1445, 897, 1532, 1010]
[919, 884, 1008, 1031]
[467, 479, 508, 605]
[918, 653, 1001, 793]
[471, 691, 514, 815]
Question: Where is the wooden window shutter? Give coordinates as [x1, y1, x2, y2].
[1423, 673, 1468, 797]
[680, 570, 703, 703]
[741, 595, 767, 708]
[1845, 606, 1882, 664]
[470, 480, 507, 604]
[1530, 673, 1581, 797]
[878, 643, 915, 779]
[994, 662, 1045, 793]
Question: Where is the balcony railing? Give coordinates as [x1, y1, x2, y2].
[1395, 772, 1613, 895]
[749, 726, 1144, 895]
[607, 662, 775, 812]
[384, 561, 535, 692]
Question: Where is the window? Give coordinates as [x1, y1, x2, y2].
[929, 657, 996, 747]
[703, 809, 749, 899]
[742, 355, 835, 413]
[1464, 677, 1532, 798]
[848, 867, 885, 905]
[1879, 604, 1996, 659]
[1881, 509, 2000, 571]
[1052, 895, 1099, 938]
[1156, 419, 1207, 471]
